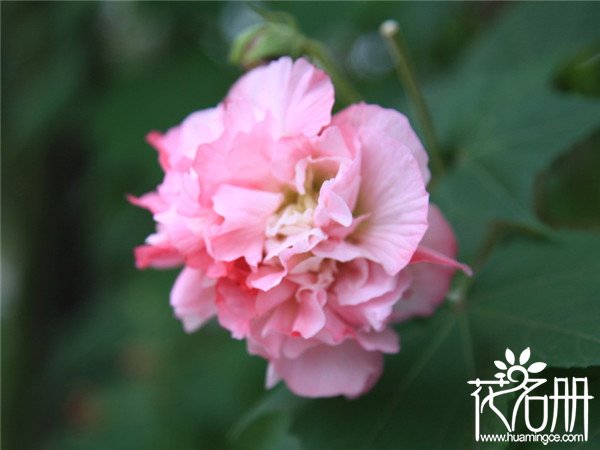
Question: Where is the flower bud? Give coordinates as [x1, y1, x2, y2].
[229, 22, 305, 69]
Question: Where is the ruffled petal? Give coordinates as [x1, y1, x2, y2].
[194, 121, 280, 203]
[170, 267, 216, 332]
[226, 57, 334, 138]
[208, 185, 283, 266]
[332, 103, 430, 184]
[134, 243, 182, 269]
[333, 262, 412, 332]
[292, 290, 327, 338]
[355, 129, 428, 274]
[314, 127, 429, 275]
[147, 106, 225, 170]
[215, 279, 256, 339]
[313, 155, 361, 229]
[334, 259, 396, 306]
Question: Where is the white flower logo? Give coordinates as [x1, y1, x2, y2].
[493, 347, 546, 387]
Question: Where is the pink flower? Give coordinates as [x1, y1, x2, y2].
[132, 57, 469, 398]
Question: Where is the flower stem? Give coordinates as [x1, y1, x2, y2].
[380, 20, 444, 180]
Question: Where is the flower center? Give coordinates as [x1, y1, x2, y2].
[266, 190, 317, 238]
[266, 166, 325, 238]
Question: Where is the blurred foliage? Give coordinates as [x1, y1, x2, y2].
[1, 2, 599, 450]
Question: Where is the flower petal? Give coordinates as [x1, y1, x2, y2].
[316, 126, 429, 275]
[255, 280, 296, 316]
[209, 185, 283, 266]
[147, 106, 225, 170]
[334, 259, 396, 306]
[127, 192, 167, 215]
[393, 205, 466, 322]
[332, 103, 430, 184]
[292, 290, 327, 338]
[313, 154, 361, 229]
[410, 246, 472, 275]
[355, 328, 400, 353]
[134, 243, 182, 269]
[269, 340, 384, 398]
[334, 266, 412, 332]
[170, 267, 216, 332]
[215, 279, 256, 339]
[226, 57, 334, 138]
[194, 121, 280, 203]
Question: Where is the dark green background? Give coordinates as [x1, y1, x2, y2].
[2, 2, 599, 450]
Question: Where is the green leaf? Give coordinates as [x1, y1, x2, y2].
[229, 412, 302, 450]
[536, 130, 600, 228]
[430, 67, 600, 260]
[466, 231, 600, 367]
[456, 3, 600, 77]
[427, 3, 600, 261]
